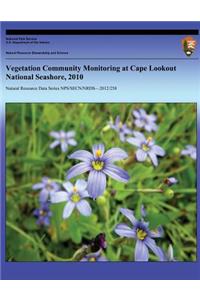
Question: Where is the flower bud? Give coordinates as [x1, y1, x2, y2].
[97, 195, 107, 206]
[102, 124, 111, 132]
[144, 157, 152, 167]
[172, 147, 181, 155]
[164, 188, 174, 199]
[163, 177, 178, 186]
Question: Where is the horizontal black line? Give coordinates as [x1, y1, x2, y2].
[5, 58, 199, 60]
[6, 29, 199, 35]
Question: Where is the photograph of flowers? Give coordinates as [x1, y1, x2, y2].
[6, 102, 197, 262]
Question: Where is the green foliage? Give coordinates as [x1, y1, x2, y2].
[6, 103, 196, 261]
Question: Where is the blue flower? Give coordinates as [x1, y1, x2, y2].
[133, 108, 158, 132]
[127, 132, 165, 167]
[66, 144, 130, 199]
[114, 207, 165, 261]
[32, 177, 60, 202]
[51, 179, 92, 218]
[109, 116, 132, 142]
[49, 130, 77, 152]
[181, 145, 196, 160]
[33, 202, 52, 226]
[164, 177, 178, 186]
[81, 250, 108, 262]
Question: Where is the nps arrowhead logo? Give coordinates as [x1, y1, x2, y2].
[182, 36, 197, 57]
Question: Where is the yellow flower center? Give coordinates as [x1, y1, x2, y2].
[88, 257, 96, 262]
[96, 149, 102, 157]
[39, 210, 46, 216]
[46, 179, 53, 190]
[118, 121, 123, 129]
[137, 229, 147, 240]
[73, 186, 77, 193]
[92, 160, 104, 171]
[146, 136, 152, 144]
[71, 193, 80, 203]
[142, 136, 152, 152]
[142, 144, 150, 152]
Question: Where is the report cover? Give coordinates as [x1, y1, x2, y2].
[0, 21, 199, 279]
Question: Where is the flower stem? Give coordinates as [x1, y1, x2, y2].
[174, 188, 196, 194]
[6, 221, 70, 261]
[109, 188, 196, 194]
[110, 188, 163, 193]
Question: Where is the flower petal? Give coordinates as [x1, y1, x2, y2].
[115, 115, 121, 125]
[61, 141, 68, 152]
[75, 179, 87, 192]
[115, 223, 136, 238]
[148, 151, 158, 166]
[39, 189, 49, 202]
[87, 170, 106, 199]
[148, 114, 157, 122]
[132, 109, 141, 119]
[43, 216, 50, 226]
[149, 226, 164, 238]
[181, 149, 189, 156]
[51, 182, 60, 191]
[76, 200, 92, 216]
[97, 255, 108, 261]
[148, 122, 158, 132]
[167, 177, 178, 186]
[103, 148, 128, 162]
[127, 137, 142, 147]
[133, 131, 146, 141]
[123, 127, 132, 135]
[119, 132, 126, 142]
[144, 237, 165, 261]
[67, 162, 91, 180]
[186, 145, 195, 151]
[79, 190, 89, 198]
[152, 145, 165, 156]
[63, 201, 75, 219]
[32, 182, 45, 190]
[141, 204, 147, 218]
[42, 177, 49, 184]
[136, 149, 147, 162]
[66, 131, 75, 138]
[139, 108, 147, 118]
[135, 119, 145, 128]
[144, 124, 153, 132]
[68, 150, 93, 162]
[51, 191, 68, 203]
[33, 208, 39, 217]
[60, 130, 66, 138]
[49, 131, 60, 139]
[119, 208, 137, 225]
[191, 151, 196, 160]
[135, 240, 149, 261]
[63, 181, 74, 193]
[49, 140, 60, 149]
[103, 164, 129, 183]
[80, 258, 88, 262]
[92, 144, 105, 158]
[68, 138, 77, 146]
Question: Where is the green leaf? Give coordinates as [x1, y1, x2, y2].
[43, 105, 60, 125]
[147, 211, 181, 229]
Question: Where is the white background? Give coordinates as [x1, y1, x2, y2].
[0, 0, 200, 21]
[0, 0, 199, 297]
